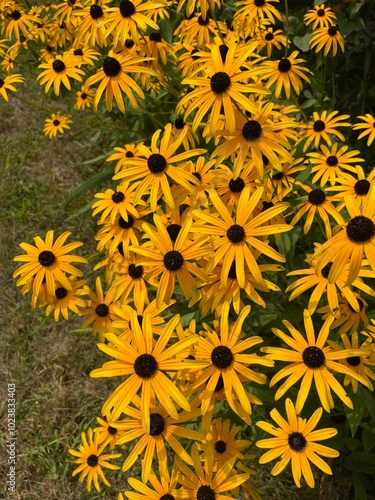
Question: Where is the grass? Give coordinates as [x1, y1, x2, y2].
[0, 81, 353, 500]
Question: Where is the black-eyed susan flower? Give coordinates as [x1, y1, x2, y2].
[37, 53, 85, 95]
[180, 43, 269, 135]
[193, 303, 273, 416]
[310, 25, 344, 57]
[3, 7, 40, 40]
[113, 124, 206, 211]
[352, 114, 375, 146]
[316, 184, 375, 285]
[255, 27, 289, 58]
[289, 183, 344, 239]
[318, 294, 369, 336]
[299, 110, 351, 152]
[307, 143, 364, 186]
[110, 258, 150, 311]
[90, 312, 203, 429]
[94, 411, 126, 450]
[45, 278, 87, 321]
[256, 398, 339, 489]
[262, 310, 371, 413]
[125, 468, 178, 500]
[54, 0, 84, 23]
[85, 50, 157, 113]
[212, 102, 294, 179]
[176, 0, 222, 20]
[234, 0, 282, 27]
[304, 4, 337, 29]
[43, 112, 72, 138]
[0, 73, 24, 101]
[102, 0, 161, 45]
[175, 14, 227, 47]
[327, 333, 375, 393]
[13, 230, 87, 298]
[69, 428, 121, 493]
[261, 51, 312, 99]
[80, 276, 122, 342]
[199, 418, 252, 469]
[325, 165, 375, 210]
[92, 181, 140, 225]
[74, 86, 95, 109]
[286, 254, 375, 316]
[173, 443, 250, 499]
[74, 0, 110, 48]
[111, 395, 204, 482]
[106, 142, 145, 174]
[131, 213, 209, 307]
[192, 186, 292, 288]
[70, 45, 100, 67]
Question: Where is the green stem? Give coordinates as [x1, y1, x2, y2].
[209, 6, 225, 45]
[284, 0, 290, 57]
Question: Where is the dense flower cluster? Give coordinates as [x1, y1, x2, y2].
[9, 0, 375, 496]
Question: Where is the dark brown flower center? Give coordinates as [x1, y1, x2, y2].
[321, 262, 332, 279]
[52, 60, 65, 72]
[149, 413, 165, 436]
[317, 8, 325, 16]
[174, 118, 185, 129]
[198, 15, 210, 25]
[215, 440, 227, 453]
[313, 120, 325, 132]
[87, 454, 98, 466]
[354, 179, 370, 196]
[119, 215, 134, 229]
[308, 189, 326, 205]
[347, 356, 361, 367]
[242, 120, 262, 141]
[163, 250, 184, 271]
[112, 191, 125, 203]
[53, 119, 60, 126]
[326, 155, 338, 166]
[227, 224, 245, 243]
[74, 48, 83, 56]
[107, 425, 117, 435]
[210, 72, 231, 94]
[10, 10, 21, 20]
[103, 56, 121, 77]
[288, 432, 306, 451]
[328, 25, 338, 36]
[38, 250, 55, 267]
[211, 345, 234, 368]
[160, 495, 175, 500]
[125, 39, 135, 48]
[278, 58, 291, 72]
[119, 0, 136, 17]
[265, 32, 274, 41]
[346, 216, 375, 242]
[149, 32, 162, 42]
[134, 353, 158, 378]
[128, 263, 144, 279]
[55, 287, 68, 299]
[197, 485, 216, 500]
[148, 153, 167, 173]
[95, 303, 109, 317]
[254, 0, 265, 6]
[302, 346, 325, 368]
[229, 177, 245, 193]
[90, 3, 103, 18]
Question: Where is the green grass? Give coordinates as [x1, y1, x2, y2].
[0, 84, 354, 500]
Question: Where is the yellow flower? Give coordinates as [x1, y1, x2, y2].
[304, 4, 337, 29]
[310, 25, 345, 57]
[256, 398, 339, 488]
[0, 73, 24, 101]
[352, 113, 375, 146]
[43, 112, 72, 138]
[37, 53, 84, 95]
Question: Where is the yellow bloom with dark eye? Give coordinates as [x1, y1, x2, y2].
[180, 43, 269, 136]
[43, 112, 72, 138]
[212, 101, 294, 179]
[13, 230, 87, 298]
[289, 183, 344, 239]
[307, 143, 364, 187]
[113, 124, 206, 211]
[85, 50, 157, 113]
[125, 468, 178, 500]
[90, 312, 203, 429]
[174, 442, 250, 499]
[110, 395, 204, 482]
[316, 184, 375, 286]
[102, 0, 161, 45]
[286, 254, 375, 316]
[261, 310, 371, 413]
[326, 165, 375, 210]
[80, 276, 122, 342]
[73, 0, 110, 48]
[174, 13, 227, 47]
[54, 0, 84, 23]
[3, 7, 40, 40]
[92, 181, 140, 225]
[176, 0, 222, 21]
[318, 293, 369, 336]
[352, 114, 375, 146]
[234, 0, 282, 26]
[255, 27, 289, 58]
[304, 4, 336, 29]
[45, 278, 87, 321]
[74, 86, 95, 109]
[310, 25, 344, 57]
[261, 50, 312, 99]
[192, 186, 292, 288]
[299, 110, 351, 152]
[256, 398, 339, 489]
[131, 213, 210, 308]
[37, 53, 85, 95]
[193, 303, 273, 416]
[69, 428, 121, 493]
[94, 411, 126, 450]
[106, 142, 145, 174]
[0, 73, 24, 101]
[328, 333, 375, 393]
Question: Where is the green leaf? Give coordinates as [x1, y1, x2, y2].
[353, 473, 368, 500]
[295, 163, 312, 183]
[344, 389, 366, 437]
[362, 428, 375, 453]
[62, 167, 114, 207]
[81, 153, 110, 165]
[366, 394, 375, 422]
[293, 33, 311, 52]
[343, 452, 375, 474]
